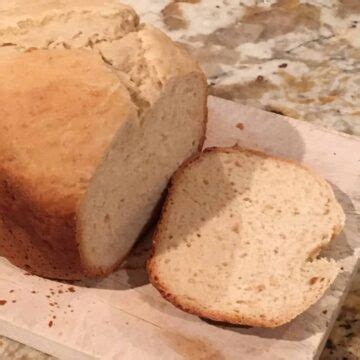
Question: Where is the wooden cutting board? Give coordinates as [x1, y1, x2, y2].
[0, 96, 359, 360]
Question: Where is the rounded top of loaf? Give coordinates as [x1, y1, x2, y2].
[0, 0, 206, 217]
[0, 1, 139, 56]
[0, 0, 135, 16]
[0, 49, 137, 214]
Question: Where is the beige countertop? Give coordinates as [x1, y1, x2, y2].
[1, 0, 359, 359]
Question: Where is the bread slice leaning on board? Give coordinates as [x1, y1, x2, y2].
[0, 0, 207, 279]
[148, 147, 345, 327]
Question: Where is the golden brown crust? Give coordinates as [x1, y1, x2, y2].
[147, 270, 288, 328]
[0, 0, 135, 13]
[0, 185, 84, 279]
[0, 0, 139, 53]
[197, 76, 208, 151]
[0, 215, 84, 280]
[0, 49, 135, 279]
[0, 3, 208, 280]
[147, 146, 344, 327]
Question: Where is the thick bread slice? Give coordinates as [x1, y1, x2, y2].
[0, 1, 207, 279]
[148, 147, 345, 327]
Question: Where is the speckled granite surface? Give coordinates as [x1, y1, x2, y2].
[0, 0, 359, 359]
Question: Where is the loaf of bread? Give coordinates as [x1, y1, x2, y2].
[0, 1, 207, 279]
[148, 148, 345, 327]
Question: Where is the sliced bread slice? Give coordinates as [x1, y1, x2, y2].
[147, 147, 345, 327]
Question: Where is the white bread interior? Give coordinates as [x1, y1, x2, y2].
[148, 148, 345, 327]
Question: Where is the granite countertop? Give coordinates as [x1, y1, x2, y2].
[1, 0, 359, 359]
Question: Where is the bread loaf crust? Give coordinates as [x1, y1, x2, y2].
[0, 3, 207, 279]
[0, 48, 138, 279]
[0, 176, 83, 279]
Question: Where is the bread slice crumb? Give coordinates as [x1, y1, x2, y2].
[148, 147, 345, 327]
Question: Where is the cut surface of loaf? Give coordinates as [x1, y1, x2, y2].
[148, 148, 345, 327]
[0, 1, 207, 279]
